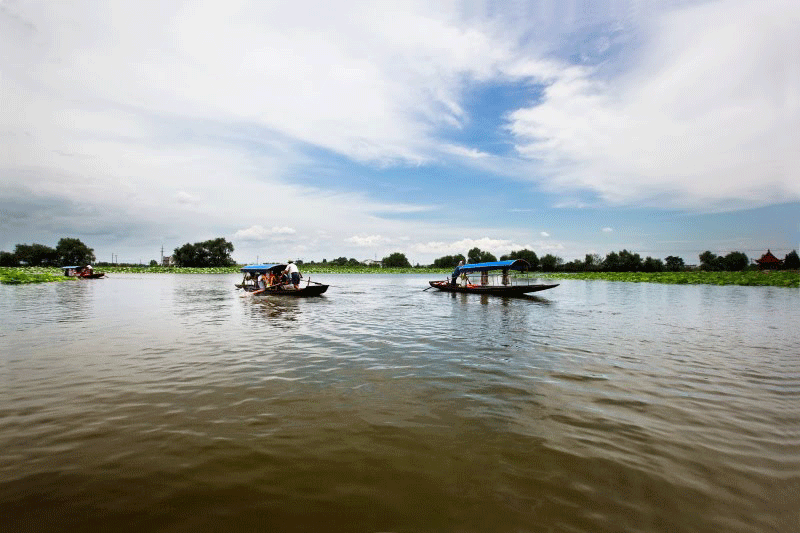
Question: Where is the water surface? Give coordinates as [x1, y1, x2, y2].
[1, 274, 797, 532]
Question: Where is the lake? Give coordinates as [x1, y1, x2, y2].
[1, 273, 797, 532]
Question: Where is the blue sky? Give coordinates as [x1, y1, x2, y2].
[1, 0, 798, 265]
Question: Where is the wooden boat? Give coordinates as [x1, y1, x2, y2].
[62, 266, 105, 279]
[236, 264, 328, 297]
[428, 259, 558, 296]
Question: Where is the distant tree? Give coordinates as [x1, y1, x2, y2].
[382, 252, 411, 268]
[722, 251, 749, 271]
[561, 259, 583, 272]
[602, 251, 621, 272]
[642, 256, 665, 272]
[500, 249, 539, 270]
[699, 251, 724, 271]
[432, 254, 466, 268]
[149, 259, 158, 267]
[665, 256, 685, 271]
[346, 258, 361, 267]
[618, 249, 643, 271]
[467, 247, 497, 264]
[173, 237, 235, 267]
[14, 243, 57, 266]
[0, 251, 18, 266]
[583, 253, 603, 272]
[784, 250, 800, 269]
[539, 254, 563, 272]
[55, 237, 95, 266]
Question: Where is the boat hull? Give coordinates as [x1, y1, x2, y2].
[238, 283, 329, 297]
[428, 280, 558, 295]
[78, 273, 105, 279]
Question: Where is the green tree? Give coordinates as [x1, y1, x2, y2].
[432, 254, 466, 268]
[331, 257, 349, 266]
[539, 253, 563, 272]
[382, 252, 411, 268]
[642, 256, 665, 272]
[602, 251, 621, 271]
[149, 259, 158, 267]
[173, 238, 235, 267]
[583, 253, 602, 272]
[500, 249, 539, 270]
[699, 251, 724, 271]
[665, 256, 685, 271]
[467, 247, 497, 264]
[14, 243, 57, 266]
[784, 250, 800, 269]
[0, 251, 18, 266]
[55, 237, 95, 266]
[722, 251, 749, 271]
[618, 249, 643, 271]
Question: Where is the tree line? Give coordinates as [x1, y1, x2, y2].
[0, 238, 96, 267]
[376, 247, 800, 272]
[4, 237, 799, 271]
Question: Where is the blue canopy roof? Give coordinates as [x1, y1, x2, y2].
[61, 266, 82, 270]
[453, 259, 530, 275]
[240, 263, 287, 274]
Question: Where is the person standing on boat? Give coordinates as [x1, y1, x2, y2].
[451, 260, 464, 286]
[283, 261, 301, 290]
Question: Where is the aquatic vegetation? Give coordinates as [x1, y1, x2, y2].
[540, 270, 799, 288]
[0, 267, 71, 284]
[4, 265, 795, 288]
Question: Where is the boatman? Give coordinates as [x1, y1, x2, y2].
[451, 260, 464, 286]
[283, 261, 301, 290]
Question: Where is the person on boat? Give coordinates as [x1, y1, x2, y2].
[283, 261, 301, 290]
[268, 271, 278, 287]
[451, 260, 464, 286]
[80, 265, 93, 277]
[251, 272, 272, 295]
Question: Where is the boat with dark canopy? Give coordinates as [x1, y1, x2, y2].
[428, 259, 558, 296]
[236, 264, 329, 297]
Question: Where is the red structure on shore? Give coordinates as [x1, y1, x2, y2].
[755, 250, 782, 270]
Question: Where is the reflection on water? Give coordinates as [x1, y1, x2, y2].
[1, 274, 798, 532]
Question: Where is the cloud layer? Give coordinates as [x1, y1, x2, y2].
[2, 0, 797, 263]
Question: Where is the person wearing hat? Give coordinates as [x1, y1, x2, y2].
[282, 261, 301, 290]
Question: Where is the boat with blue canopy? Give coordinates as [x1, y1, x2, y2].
[236, 264, 328, 297]
[428, 259, 558, 295]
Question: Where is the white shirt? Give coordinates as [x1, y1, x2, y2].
[284, 263, 299, 275]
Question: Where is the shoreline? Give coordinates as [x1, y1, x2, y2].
[2, 266, 797, 288]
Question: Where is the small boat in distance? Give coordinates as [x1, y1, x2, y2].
[62, 266, 105, 279]
[428, 259, 558, 296]
[236, 264, 329, 297]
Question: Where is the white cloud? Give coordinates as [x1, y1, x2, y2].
[234, 225, 296, 241]
[412, 237, 533, 258]
[508, 0, 800, 210]
[345, 235, 391, 247]
[602, 227, 613, 233]
[441, 144, 490, 159]
[540, 231, 550, 237]
[175, 191, 200, 205]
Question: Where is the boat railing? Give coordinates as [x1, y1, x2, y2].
[457, 271, 545, 287]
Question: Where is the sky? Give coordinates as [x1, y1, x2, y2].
[1, 0, 798, 265]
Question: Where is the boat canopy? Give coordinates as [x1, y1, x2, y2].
[61, 266, 82, 270]
[453, 259, 530, 275]
[240, 264, 287, 275]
